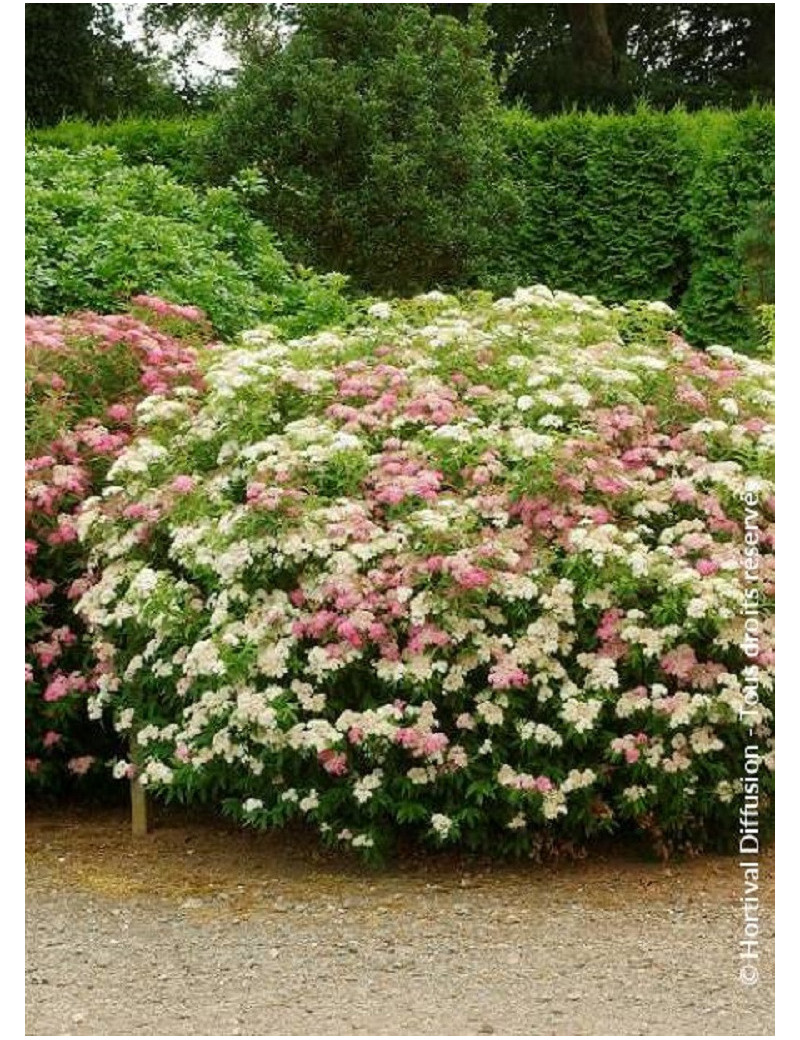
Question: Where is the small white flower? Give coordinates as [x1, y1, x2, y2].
[477, 701, 504, 726]
[431, 813, 453, 837]
[367, 301, 392, 320]
[299, 791, 319, 813]
[542, 790, 567, 820]
[115, 708, 135, 732]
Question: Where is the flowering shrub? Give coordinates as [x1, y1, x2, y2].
[78, 286, 774, 857]
[26, 299, 208, 791]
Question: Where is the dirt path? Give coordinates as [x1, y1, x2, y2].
[26, 809, 775, 1036]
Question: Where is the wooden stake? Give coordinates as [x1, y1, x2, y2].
[130, 776, 149, 837]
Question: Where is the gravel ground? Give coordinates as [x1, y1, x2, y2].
[26, 810, 775, 1036]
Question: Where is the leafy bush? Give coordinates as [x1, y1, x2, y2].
[26, 300, 209, 793]
[205, 4, 520, 295]
[27, 117, 212, 184]
[78, 287, 774, 858]
[26, 146, 352, 339]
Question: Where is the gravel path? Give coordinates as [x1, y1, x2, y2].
[26, 811, 775, 1036]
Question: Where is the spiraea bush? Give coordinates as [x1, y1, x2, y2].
[77, 287, 774, 857]
[25, 299, 210, 792]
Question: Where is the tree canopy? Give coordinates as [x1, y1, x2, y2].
[26, 3, 774, 123]
[434, 3, 775, 111]
[25, 3, 185, 126]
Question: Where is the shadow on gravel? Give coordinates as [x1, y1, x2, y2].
[26, 805, 774, 916]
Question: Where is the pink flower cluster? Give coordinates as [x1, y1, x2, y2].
[611, 734, 650, 765]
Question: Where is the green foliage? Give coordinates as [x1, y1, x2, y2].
[756, 305, 775, 358]
[679, 108, 775, 350]
[206, 3, 520, 295]
[26, 146, 352, 338]
[141, 2, 287, 65]
[503, 106, 692, 305]
[504, 104, 775, 350]
[736, 197, 775, 312]
[27, 118, 213, 185]
[29, 102, 775, 350]
[26, 4, 96, 126]
[111, 4, 777, 119]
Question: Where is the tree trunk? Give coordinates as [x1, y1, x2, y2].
[566, 4, 614, 84]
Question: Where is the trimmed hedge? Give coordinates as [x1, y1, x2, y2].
[678, 108, 775, 350]
[504, 105, 774, 351]
[27, 106, 775, 350]
[27, 117, 212, 185]
[502, 107, 692, 306]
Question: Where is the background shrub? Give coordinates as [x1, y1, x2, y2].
[29, 103, 774, 351]
[205, 4, 521, 295]
[25, 146, 352, 339]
